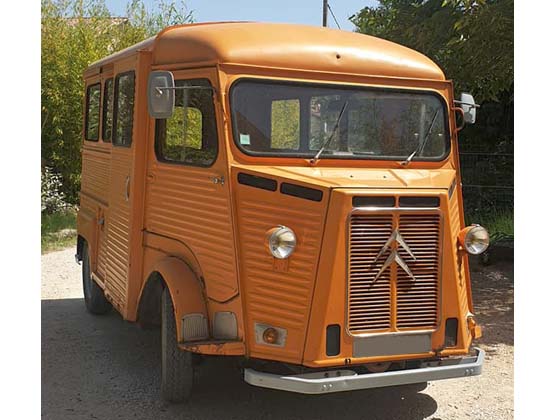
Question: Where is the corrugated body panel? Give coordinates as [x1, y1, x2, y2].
[449, 190, 470, 316]
[81, 148, 110, 204]
[105, 149, 131, 309]
[97, 221, 108, 280]
[80, 146, 110, 282]
[144, 164, 238, 301]
[235, 181, 326, 361]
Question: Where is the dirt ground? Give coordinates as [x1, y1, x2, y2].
[41, 247, 513, 420]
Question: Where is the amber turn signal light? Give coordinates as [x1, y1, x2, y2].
[262, 327, 279, 344]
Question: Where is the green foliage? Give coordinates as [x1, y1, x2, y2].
[271, 100, 300, 149]
[350, 0, 513, 102]
[41, 0, 193, 203]
[41, 209, 77, 253]
[466, 210, 513, 241]
[351, 0, 514, 215]
[163, 106, 210, 163]
[41, 166, 71, 214]
[166, 107, 203, 149]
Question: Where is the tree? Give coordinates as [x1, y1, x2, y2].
[350, 0, 513, 103]
[41, 0, 193, 203]
[351, 0, 514, 217]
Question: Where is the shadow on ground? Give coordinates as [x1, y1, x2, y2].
[470, 260, 514, 347]
[42, 298, 437, 420]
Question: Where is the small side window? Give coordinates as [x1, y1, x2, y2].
[113, 72, 135, 147]
[85, 83, 101, 141]
[102, 78, 114, 142]
[155, 79, 218, 167]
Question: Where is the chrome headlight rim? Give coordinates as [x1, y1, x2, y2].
[266, 225, 297, 259]
[463, 224, 490, 255]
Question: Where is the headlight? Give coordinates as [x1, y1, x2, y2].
[459, 225, 490, 255]
[266, 226, 296, 259]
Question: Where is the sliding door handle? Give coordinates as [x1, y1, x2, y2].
[124, 176, 131, 201]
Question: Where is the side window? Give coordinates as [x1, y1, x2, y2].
[270, 99, 300, 150]
[113, 72, 135, 147]
[85, 83, 101, 141]
[155, 79, 218, 166]
[102, 78, 114, 142]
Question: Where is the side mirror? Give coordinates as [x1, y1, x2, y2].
[148, 71, 175, 118]
[456, 93, 479, 125]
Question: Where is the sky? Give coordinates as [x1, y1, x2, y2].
[105, 0, 378, 32]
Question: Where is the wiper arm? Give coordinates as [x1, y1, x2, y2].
[309, 100, 349, 165]
[400, 109, 441, 166]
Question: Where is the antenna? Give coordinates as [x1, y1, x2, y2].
[328, 3, 341, 29]
[323, 0, 328, 27]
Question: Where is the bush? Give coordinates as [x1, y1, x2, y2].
[41, 0, 194, 203]
[41, 166, 71, 214]
[466, 210, 514, 243]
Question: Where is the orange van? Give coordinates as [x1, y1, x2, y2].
[76, 22, 487, 401]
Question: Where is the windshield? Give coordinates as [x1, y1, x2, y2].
[230, 80, 449, 161]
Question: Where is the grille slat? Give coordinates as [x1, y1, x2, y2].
[348, 210, 441, 333]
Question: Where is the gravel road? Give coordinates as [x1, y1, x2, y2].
[42, 247, 513, 420]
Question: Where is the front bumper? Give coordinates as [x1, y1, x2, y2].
[244, 348, 484, 394]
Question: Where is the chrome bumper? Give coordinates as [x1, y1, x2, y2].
[244, 348, 484, 394]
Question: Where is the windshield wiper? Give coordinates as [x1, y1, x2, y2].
[309, 100, 349, 165]
[400, 109, 441, 166]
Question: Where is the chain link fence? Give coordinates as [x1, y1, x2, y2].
[459, 152, 513, 216]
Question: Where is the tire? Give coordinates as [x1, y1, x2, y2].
[161, 287, 193, 402]
[82, 242, 112, 315]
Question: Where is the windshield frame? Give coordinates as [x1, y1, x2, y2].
[229, 78, 452, 163]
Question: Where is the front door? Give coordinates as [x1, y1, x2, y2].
[143, 67, 239, 303]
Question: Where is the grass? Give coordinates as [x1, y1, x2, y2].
[467, 210, 514, 243]
[41, 210, 77, 253]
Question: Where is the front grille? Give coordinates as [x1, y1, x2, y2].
[348, 210, 441, 334]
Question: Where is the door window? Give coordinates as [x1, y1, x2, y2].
[113, 72, 135, 147]
[85, 83, 101, 141]
[102, 78, 114, 142]
[155, 79, 218, 167]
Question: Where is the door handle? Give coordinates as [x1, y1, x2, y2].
[210, 175, 225, 186]
[124, 176, 131, 201]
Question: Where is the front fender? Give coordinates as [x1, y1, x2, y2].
[149, 256, 208, 342]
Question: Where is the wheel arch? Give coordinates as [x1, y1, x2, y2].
[76, 206, 97, 263]
[137, 256, 209, 340]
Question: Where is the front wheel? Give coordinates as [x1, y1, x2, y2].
[161, 287, 193, 402]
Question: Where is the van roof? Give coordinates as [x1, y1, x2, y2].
[87, 22, 445, 81]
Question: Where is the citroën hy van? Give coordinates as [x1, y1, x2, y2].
[76, 22, 487, 401]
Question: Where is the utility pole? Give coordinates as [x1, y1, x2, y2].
[322, 0, 328, 27]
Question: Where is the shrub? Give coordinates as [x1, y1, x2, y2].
[41, 166, 70, 214]
[41, 0, 194, 203]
